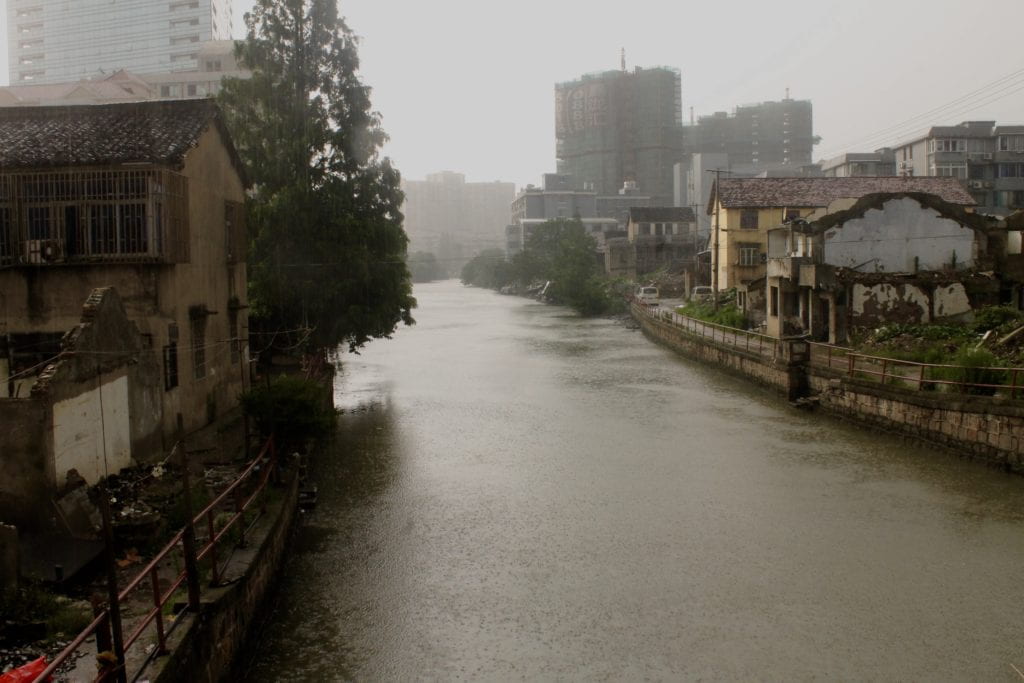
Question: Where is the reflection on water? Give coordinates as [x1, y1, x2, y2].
[246, 281, 1024, 681]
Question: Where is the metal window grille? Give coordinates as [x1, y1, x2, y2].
[191, 315, 206, 380]
[163, 343, 179, 391]
[0, 168, 188, 268]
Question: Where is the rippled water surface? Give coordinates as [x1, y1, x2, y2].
[245, 280, 1024, 681]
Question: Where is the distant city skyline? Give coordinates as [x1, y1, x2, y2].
[1, 0, 1022, 191]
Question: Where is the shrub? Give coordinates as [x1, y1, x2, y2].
[676, 301, 747, 329]
[972, 306, 1024, 334]
[931, 347, 1006, 395]
[241, 375, 336, 452]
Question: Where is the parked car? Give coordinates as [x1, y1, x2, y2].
[690, 286, 714, 303]
[635, 285, 660, 305]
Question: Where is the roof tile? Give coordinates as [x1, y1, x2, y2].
[714, 177, 975, 210]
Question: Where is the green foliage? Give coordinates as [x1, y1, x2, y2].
[873, 322, 968, 344]
[0, 584, 91, 641]
[407, 251, 444, 283]
[241, 375, 336, 452]
[971, 306, 1024, 334]
[461, 249, 516, 289]
[219, 0, 414, 352]
[514, 219, 617, 316]
[936, 347, 1006, 395]
[675, 301, 747, 329]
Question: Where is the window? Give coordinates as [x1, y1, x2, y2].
[740, 209, 759, 230]
[191, 313, 207, 380]
[26, 205, 54, 240]
[738, 242, 760, 266]
[934, 164, 966, 179]
[118, 204, 147, 253]
[160, 85, 170, 97]
[932, 139, 965, 153]
[999, 163, 1024, 178]
[164, 322, 179, 390]
[186, 84, 197, 96]
[999, 135, 1024, 152]
[785, 209, 800, 222]
[969, 164, 986, 180]
[770, 286, 779, 317]
[229, 307, 240, 364]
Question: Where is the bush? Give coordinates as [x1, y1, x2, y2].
[241, 375, 336, 452]
[972, 306, 1024, 334]
[676, 301, 747, 329]
[931, 347, 1006, 395]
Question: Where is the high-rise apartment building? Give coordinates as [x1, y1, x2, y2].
[402, 171, 516, 258]
[7, 0, 233, 84]
[685, 98, 815, 172]
[555, 66, 685, 205]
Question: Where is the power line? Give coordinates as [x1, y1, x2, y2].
[820, 66, 1024, 159]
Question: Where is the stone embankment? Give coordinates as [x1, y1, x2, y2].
[633, 304, 1024, 473]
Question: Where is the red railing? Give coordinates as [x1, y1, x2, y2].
[631, 302, 781, 359]
[37, 436, 277, 682]
[809, 341, 1024, 397]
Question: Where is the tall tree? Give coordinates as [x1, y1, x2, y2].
[219, 0, 414, 352]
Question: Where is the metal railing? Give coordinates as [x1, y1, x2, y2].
[37, 436, 277, 683]
[631, 302, 781, 359]
[809, 342, 1024, 397]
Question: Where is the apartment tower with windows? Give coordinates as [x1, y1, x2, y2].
[7, 0, 233, 84]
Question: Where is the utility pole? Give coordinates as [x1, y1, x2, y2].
[705, 168, 731, 310]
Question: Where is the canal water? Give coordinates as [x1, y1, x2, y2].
[245, 280, 1024, 681]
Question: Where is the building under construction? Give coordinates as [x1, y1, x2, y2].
[555, 65, 685, 205]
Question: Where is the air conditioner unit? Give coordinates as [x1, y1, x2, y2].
[983, 153, 993, 160]
[40, 239, 63, 262]
[969, 180, 984, 189]
[984, 181, 996, 189]
[23, 238, 63, 264]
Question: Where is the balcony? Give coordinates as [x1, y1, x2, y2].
[767, 255, 809, 280]
[0, 169, 189, 268]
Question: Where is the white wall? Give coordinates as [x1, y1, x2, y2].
[823, 197, 976, 272]
[52, 375, 131, 485]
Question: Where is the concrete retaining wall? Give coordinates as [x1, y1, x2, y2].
[152, 473, 299, 683]
[636, 309, 1024, 473]
[810, 373, 1024, 473]
[637, 312, 792, 393]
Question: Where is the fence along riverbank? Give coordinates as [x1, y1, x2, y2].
[631, 303, 1024, 473]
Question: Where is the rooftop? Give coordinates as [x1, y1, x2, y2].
[628, 206, 695, 222]
[0, 99, 246, 182]
[711, 177, 975, 212]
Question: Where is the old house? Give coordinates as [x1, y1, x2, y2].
[0, 100, 249, 497]
[706, 177, 977, 313]
[764, 192, 997, 342]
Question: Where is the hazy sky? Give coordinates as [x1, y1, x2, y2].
[2, 1, 1023, 190]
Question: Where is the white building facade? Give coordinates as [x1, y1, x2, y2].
[8, 0, 233, 84]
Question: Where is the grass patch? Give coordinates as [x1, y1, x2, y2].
[675, 301, 747, 329]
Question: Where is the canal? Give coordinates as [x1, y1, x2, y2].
[245, 280, 1024, 680]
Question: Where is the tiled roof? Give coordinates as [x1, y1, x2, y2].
[712, 177, 975, 211]
[0, 99, 246, 182]
[628, 206, 695, 222]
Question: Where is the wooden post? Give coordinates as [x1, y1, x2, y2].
[919, 364, 927, 391]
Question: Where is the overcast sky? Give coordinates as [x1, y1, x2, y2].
[3, 0, 1023, 190]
